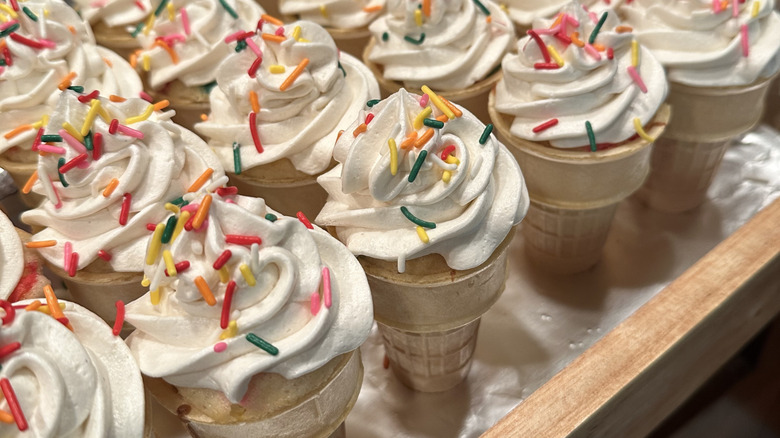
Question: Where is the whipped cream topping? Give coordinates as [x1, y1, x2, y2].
[0, 299, 145, 437]
[196, 20, 380, 175]
[316, 89, 528, 272]
[279, 0, 386, 29]
[0, 0, 143, 155]
[70, 0, 151, 28]
[0, 212, 23, 300]
[494, 1, 668, 148]
[366, 0, 515, 90]
[134, 0, 264, 89]
[616, 0, 780, 87]
[21, 91, 225, 273]
[125, 192, 373, 403]
[503, 0, 597, 28]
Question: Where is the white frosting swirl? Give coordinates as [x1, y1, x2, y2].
[21, 91, 225, 273]
[0, 0, 143, 155]
[494, 1, 668, 148]
[125, 192, 373, 403]
[279, 0, 386, 29]
[0, 299, 145, 438]
[135, 0, 264, 89]
[366, 0, 515, 90]
[316, 89, 529, 271]
[195, 20, 380, 175]
[0, 212, 23, 300]
[615, 0, 780, 87]
[70, 0, 151, 28]
[502, 0, 598, 28]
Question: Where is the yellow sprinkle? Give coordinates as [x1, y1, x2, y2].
[413, 106, 432, 130]
[631, 40, 639, 68]
[633, 117, 655, 143]
[388, 138, 398, 176]
[220, 321, 238, 339]
[445, 155, 460, 165]
[269, 64, 285, 74]
[62, 122, 84, 142]
[319, 4, 327, 18]
[218, 266, 229, 283]
[146, 223, 165, 265]
[44, 9, 50, 17]
[752, 1, 760, 17]
[80, 99, 101, 136]
[141, 276, 151, 287]
[239, 264, 256, 286]
[32, 115, 49, 129]
[416, 226, 430, 243]
[499, 3, 508, 13]
[143, 13, 155, 36]
[142, 54, 151, 72]
[171, 210, 190, 243]
[167, 2, 175, 21]
[0, 4, 18, 18]
[249, 90, 260, 113]
[442, 170, 451, 183]
[125, 104, 155, 124]
[414, 9, 423, 26]
[298, 38, 310, 43]
[164, 203, 180, 214]
[292, 26, 302, 41]
[421, 85, 455, 120]
[150, 289, 160, 305]
[36, 302, 66, 315]
[97, 106, 111, 123]
[547, 44, 564, 67]
[163, 250, 177, 276]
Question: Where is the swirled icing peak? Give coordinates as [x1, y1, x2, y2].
[21, 90, 225, 274]
[0, 212, 23, 300]
[366, 0, 515, 90]
[502, 0, 598, 28]
[615, 0, 780, 87]
[133, 0, 264, 89]
[124, 191, 373, 403]
[195, 19, 380, 175]
[0, 298, 144, 437]
[0, 0, 143, 154]
[70, 0, 152, 27]
[279, 0, 386, 29]
[316, 88, 529, 272]
[494, 1, 668, 148]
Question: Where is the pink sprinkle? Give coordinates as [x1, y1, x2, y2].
[0, 20, 18, 32]
[733, 0, 739, 17]
[37, 144, 66, 154]
[245, 38, 262, 56]
[224, 30, 246, 43]
[741, 24, 749, 57]
[181, 202, 199, 213]
[134, 0, 145, 11]
[161, 34, 186, 45]
[49, 177, 62, 209]
[139, 91, 153, 102]
[419, 94, 429, 107]
[58, 129, 87, 154]
[322, 267, 332, 309]
[180, 9, 191, 35]
[310, 291, 321, 315]
[589, 11, 598, 23]
[713, 0, 722, 13]
[627, 66, 648, 93]
[584, 43, 602, 60]
[90, 1, 108, 6]
[37, 39, 56, 49]
[532, 25, 561, 35]
[63, 241, 72, 272]
[116, 124, 144, 139]
[274, 26, 285, 36]
[565, 13, 579, 27]
[213, 342, 227, 353]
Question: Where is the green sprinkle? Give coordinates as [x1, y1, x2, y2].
[154, 0, 170, 17]
[232, 142, 242, 175]
[219, 0, 239, 19]
[84, 131, 93, 151]
[235, 39, 247, 52]
[41, 135, 63, 143]
[67, 86, 85, 93]
[0, 59, 5, 66]
[265, 214, 277, 222]
[169, 196, 186, 206]
[57, 158, 68, 188]
[366, 99, 381, 107]
[131, 21, 145, 38]
[338, 61, 346, 77]
[479, 124, 493, 145]
[202, 81, 218, 94]
[404, 33, 425, 45]
[585, 121, 596, 152]
[423, 119, 444, 129]
[382, 32, 389, 42]
[160, 215, 178, 244]
[400, 206, 436, 229]
[22, 6, 38, 22]
[246, 333, 279, 355]
[472, 0, 491, 15]
[0, 23, 20, 38]
[407, 150, 427, 183]
[589, 12, 608, 44]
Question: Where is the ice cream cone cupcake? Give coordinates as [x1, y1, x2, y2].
[501, 0, 599, 33]
[125, 191, 373, 438]
[489, 1, 670, 273]
[0, 212, 48, 302]
[317, 88, 529, 391]
[615, 0, 780, 212]
[195, 19, 379, 219]
[21, 90, 224, 331]
[362, 0, 515, 122]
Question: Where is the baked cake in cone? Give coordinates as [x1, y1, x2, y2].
[616, 0, 780, 212]
[125, 191, 373, 437]
[489, 1, 669, 273]
[196, 19, 379, 219]
[0, 211, 47, 302]
[317, 88, 529, 391]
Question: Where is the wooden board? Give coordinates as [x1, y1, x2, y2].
[483, 198, 780, 438]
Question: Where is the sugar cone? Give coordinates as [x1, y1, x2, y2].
[0, 150, 45, 209]
[362, 38, 502, 123]
[146, 350, 363, 438]
[92, 21, 141, 59]
[489, 90, 670, 273]
[359, 231, 514, 392]
[637, 77, 776, 213]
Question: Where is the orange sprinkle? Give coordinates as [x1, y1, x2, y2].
[4, 124, 32, 140]
[486, 16, 492, 23]
[720, 0, 728, 9]
[440, 96, 463, 118]
[0, 410, 13, 424]
[44, 285, 66, 320]
[550, 13, 564, 29]
[280, 58, 309, 91]
[153, 100, 169, 111]
[25, 240, 56, 249]
[593, 43, 606, 52]
[353, 123, 367, 137]
[103, 57, 113, 67]
[187, 168, 214, 193]
[249, 91, 260, 113]
[615, 25, 633, 33]
[436, 114, 448, 123]
[24, 301, 42, 311]
[194, 276, 217, 306]
[336, 130, 344, 141]
[422, 0, 430, 16]
[153, 40, 178, 64]
[103, 178, 120, 197]
[109, 95, 126, 102]
[58, 72, 77, 90]
[191, 194, 212, 230]
[22, 170, 37, 194]
[200, 114, 208, 121]
[363, 4, 382, 13]
[571, 31, 585, 48]
[129, 51, 139, 68]
[261, 33, 285, 43]
[414, 128, 434, 148]
[400, 132, 418, 149]
[261, 14, 283, 26]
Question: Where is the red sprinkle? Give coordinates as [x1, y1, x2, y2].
[58, 153, 89, 173]
[554, 32, 572, 45]
[9, 33, 48, 50]
[184, 213, 196, 231]
[31, 128, 44, 151]
[249, 112, 263, 153]
[440, 144, 456, 160]
[248, 55, 263, 78]
[526, 29, 551, 63]
[2, 45, 12, 67]
[212, 250, 232, 270]
[165, 260, 190, 276]
[78, 90, 99, 103]
[365, 113, 375, 125]
[220, 281, 236, 329]
[119, 193, 131, 226]
[215, 186, 238, 197]
[109, 119, 119, 134]
[97, 250, 112, 261]
[296, 211, 313, 229]
[112, 301, 125, 336]
[92, 132, 103, 161]
[146, 223, 157, 231]
[534, 62, 560, 69]
[0, 378, 28, 431]
[225, 235, 262, 245]
[68, 252, 78, 277]
[139, 91, 154, 103]
[607, 47, 614, 60]
[9, 0, 19, 11]
[0, 300, 15, 325]
[533, 118, 559, 133]
[0, 342, 21, 361]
